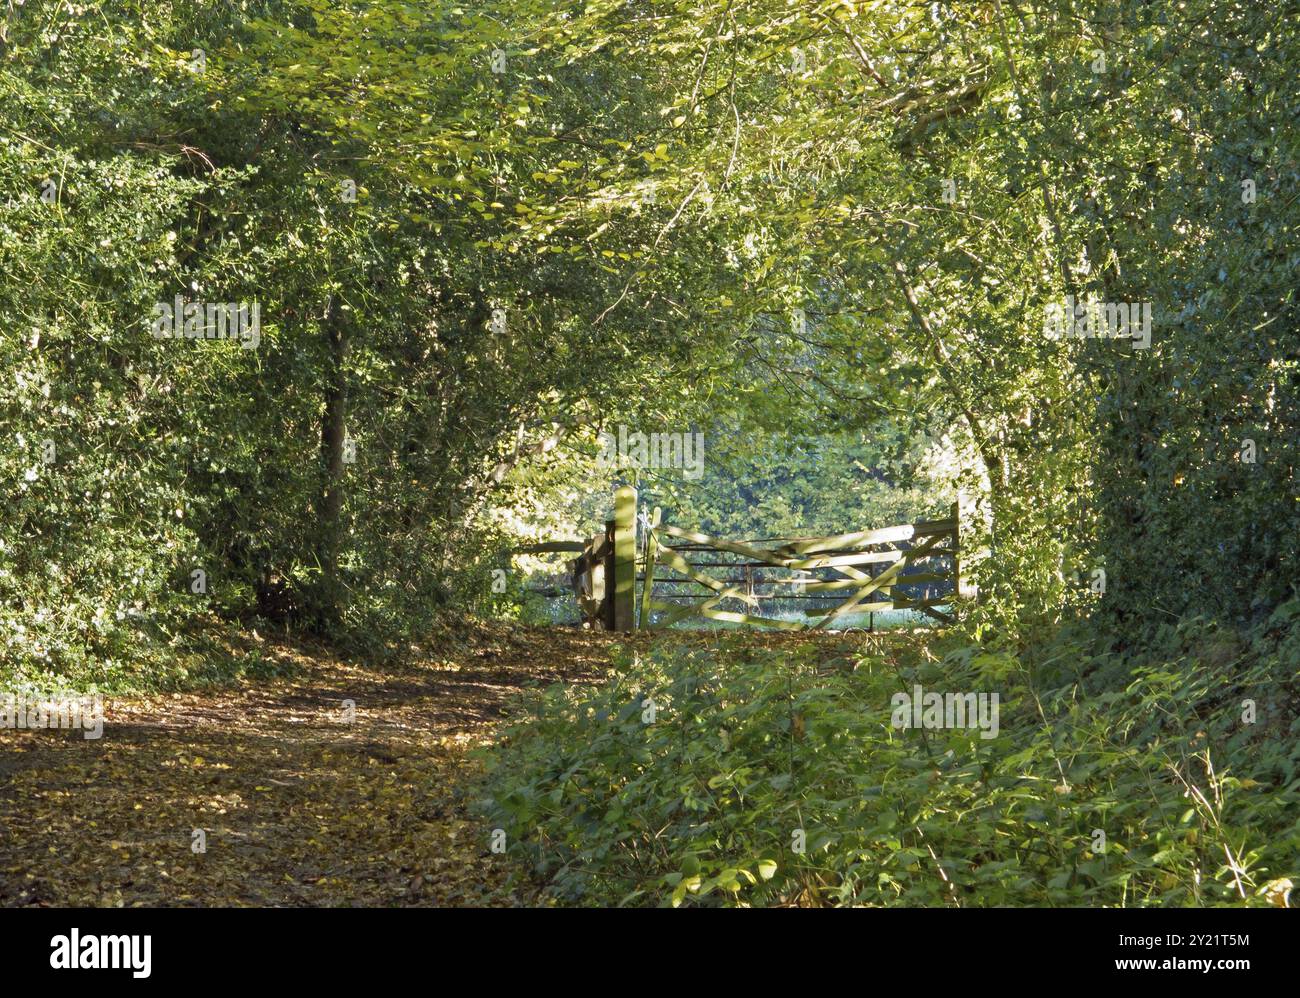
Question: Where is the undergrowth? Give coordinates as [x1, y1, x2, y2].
[479, 603, 1300, 907]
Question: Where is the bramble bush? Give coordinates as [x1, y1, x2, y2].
[480, 605, 1299, 907]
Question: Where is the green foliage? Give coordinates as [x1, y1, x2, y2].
[2, 0, 756, 677]
[480, 606, 1300, 906]
[3, 0, 1296, 688]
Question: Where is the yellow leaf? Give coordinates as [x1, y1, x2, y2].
[1264, 878, 1292, 908]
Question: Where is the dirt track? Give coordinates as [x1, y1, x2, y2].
[0, 626, 613, 907]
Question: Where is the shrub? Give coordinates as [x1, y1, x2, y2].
[479, 610, 1300, 907]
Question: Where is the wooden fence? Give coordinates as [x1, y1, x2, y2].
[518, 486, 960, 632]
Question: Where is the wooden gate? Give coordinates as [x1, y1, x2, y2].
[517, 487, 961, 632]
[640, 502, 960, 630]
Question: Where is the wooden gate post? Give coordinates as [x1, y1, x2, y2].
[602, 519, 615, 629]
[612, 485, 637, 632]
[574, 531, 607, 629]
[639, 506, 661, 629]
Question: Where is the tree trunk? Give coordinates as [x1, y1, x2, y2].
[317, 295, 350, 627]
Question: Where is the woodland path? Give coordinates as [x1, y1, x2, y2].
[0, 625, 614, 907]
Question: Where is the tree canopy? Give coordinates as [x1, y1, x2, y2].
[2, 0, 1296, 676]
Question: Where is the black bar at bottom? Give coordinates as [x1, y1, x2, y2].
[0, 906, 1284, 984]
